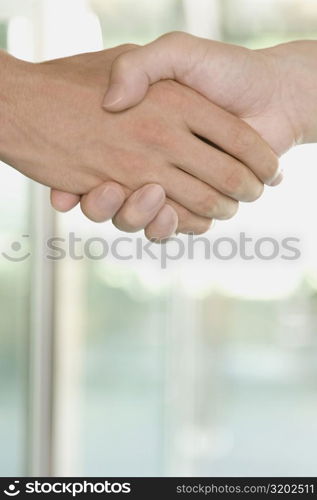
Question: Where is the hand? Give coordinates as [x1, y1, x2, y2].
[103, 32, 317, 157]
[0, 46, 277, 240]
[65, 34, 294, 239]
[51, 183, 180, 241]
[51, 42, 279, 239]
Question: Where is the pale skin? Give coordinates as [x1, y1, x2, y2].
[0, 43, 279, 240]
[103, 34, 317, 152]
[57, 33, 317, 235]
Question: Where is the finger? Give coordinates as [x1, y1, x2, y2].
[112, 184, 166, 232]
[270, 171, 283, 186]
[80, 182, 127, 222]
[102, 33, 280, 186]
[143, 205, 178, 241]
[52, 180, 214, 239]
[102, 44, 166, 111]
[173, 132, 264, 202]
[167, 199, 214, 235]
[50, 189, 80, 212]
[145, 161, 239, 220]
[182, 94, 279, 186]
[102, 32, 202, 111]
[145, 199, 213, 241]
[80, 180, 210, 238]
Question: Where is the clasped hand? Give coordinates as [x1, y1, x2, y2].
[6, 34, 306, 240]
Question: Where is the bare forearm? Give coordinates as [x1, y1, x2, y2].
[0, 51, 35, 167]
[260, 40, 317, 145]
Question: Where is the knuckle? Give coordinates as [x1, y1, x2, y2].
[116, 43, 139, 53]
[196, 190, 220, 217]
[160, 31, 187, 43]
[231, 123, 256, 156]
[114, 52, 133, 72]
[223, 167, 265, 202]
[223, 168, 245, 198]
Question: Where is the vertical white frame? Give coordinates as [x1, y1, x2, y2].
[5, 0, 101, 476]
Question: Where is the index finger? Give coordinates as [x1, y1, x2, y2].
[183, 93, 280, 186]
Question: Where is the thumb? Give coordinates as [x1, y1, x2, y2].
[102, 32, 198, 112]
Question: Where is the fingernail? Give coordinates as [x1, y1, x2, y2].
[157, 205, 178, 234]
[103, 83, 124, 109]
[135, 185, 165, 212]
[270, 170, 284, 186]
[148, 204, 178, 242]
[96, 185, 123, 212]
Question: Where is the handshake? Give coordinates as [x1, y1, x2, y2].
[1, 33, 316, 240]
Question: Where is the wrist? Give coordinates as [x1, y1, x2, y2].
[259, 41, 317, 145]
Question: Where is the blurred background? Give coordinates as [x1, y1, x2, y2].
[1, 0, 317, 477]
